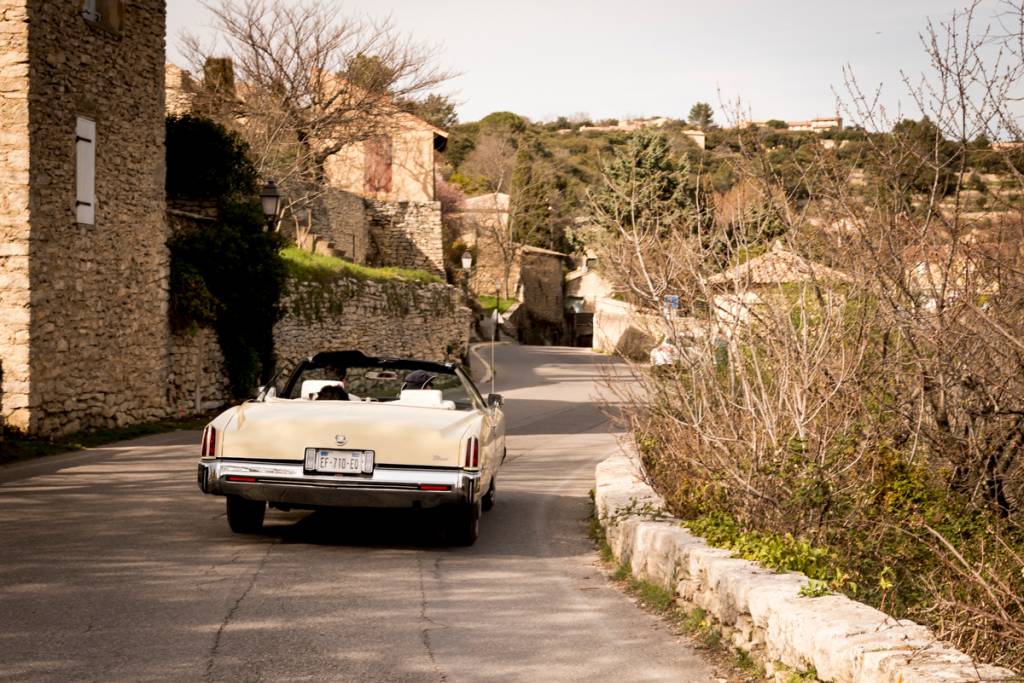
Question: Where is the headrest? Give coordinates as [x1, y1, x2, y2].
[300, 380, 344, 400]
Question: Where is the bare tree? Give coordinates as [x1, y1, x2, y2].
[181, 0, 453, 217]
[459, 132, 518, 194]
[597, 1, 1024, 669]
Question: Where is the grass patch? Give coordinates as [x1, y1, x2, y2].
[587, 511, 615, 564]
[1, 414, 211, 465]
[477, 294, 517, 313]
[798, 579, 832, 598]
[281, 246, 442, 285]
[685, 512, 832, 582]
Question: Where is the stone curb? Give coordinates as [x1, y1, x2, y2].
[468, 341, 511, 385]
[594, 451, 1020, 683]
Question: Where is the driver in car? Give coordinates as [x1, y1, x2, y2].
[316, 364, 360, 401]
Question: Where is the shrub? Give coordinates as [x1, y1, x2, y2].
[166, 115, 287, 398]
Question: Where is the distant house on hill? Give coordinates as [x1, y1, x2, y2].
[577, 117, 706, 149]
[739, 116, 843, 133]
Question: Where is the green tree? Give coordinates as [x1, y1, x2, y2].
[878, 117, 960, 199]
[345, 53, 398, 95]
[590, 130, 707, 237]
[688, 101, 715, 129]
[399, 93, 458, 129]
[479, 111, 528, 134]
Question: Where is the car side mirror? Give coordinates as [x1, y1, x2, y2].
[487, 393, 504, 407]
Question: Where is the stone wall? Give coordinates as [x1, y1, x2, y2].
[595, 451, 1019, 683]
[519, 250, 566, 324]
[310, 188, 369, 263]
[274, 276, 471, 372]
[0, 1, 32, 430]
[166, 327, 231, 416]
[166, 276, 472, 409]
[365, 199, 445, 278]
[0, 1, 169, 436]
[593, 297, 666, 359]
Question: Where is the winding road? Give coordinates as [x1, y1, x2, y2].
[0, 345, 716, 682]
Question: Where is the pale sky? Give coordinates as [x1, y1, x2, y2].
[167, 0, 1006, 125]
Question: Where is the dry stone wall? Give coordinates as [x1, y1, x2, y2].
[274, 276, 471, 372]
[0, 1, 32, 431]
[595, 452, 1019, 683]
[365, 199, 445, 278]
[310, 188, 369, 263]
[166, 327, 231, 416]
[167, 276, 472, 409]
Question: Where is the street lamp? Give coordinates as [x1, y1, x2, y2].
[461, 251, 473, 270]
[260, 180, 283, 231]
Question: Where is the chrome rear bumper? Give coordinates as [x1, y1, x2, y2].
[197, 458, 480, 509]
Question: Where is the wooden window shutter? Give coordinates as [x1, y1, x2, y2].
[363, 136, 393, 195]
[76, 117, 96, 225]
[96, 0, 124, 33]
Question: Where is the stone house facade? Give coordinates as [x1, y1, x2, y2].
[0, 0, 169, 435]
[320, 111, 448, 277]
[324, 112, 447, 204]
[164, 60, 447, 278]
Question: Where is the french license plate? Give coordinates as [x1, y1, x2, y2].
[305, 448, 374, 474]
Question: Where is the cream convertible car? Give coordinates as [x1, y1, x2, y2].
[196, 351, 506, 545]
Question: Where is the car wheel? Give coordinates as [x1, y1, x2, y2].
[482, 477, 496, 511]
[226, 495, 266, 534]
[448, 499, 481, 546]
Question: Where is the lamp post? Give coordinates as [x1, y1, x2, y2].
[260, 180, 283, 232]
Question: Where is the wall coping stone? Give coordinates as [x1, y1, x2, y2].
[594, 451, 1019, 683]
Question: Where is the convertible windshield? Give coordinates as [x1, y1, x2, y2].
[275, 352, 485, 411]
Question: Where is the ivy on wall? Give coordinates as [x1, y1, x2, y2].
[166, 115, 286, 398]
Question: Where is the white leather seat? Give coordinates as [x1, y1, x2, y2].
[396, 389, 455, 410]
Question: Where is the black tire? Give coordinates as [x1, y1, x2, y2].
[482, 477, 496, 512]
[448, 499, 481, 546]
[226, 495, 266, 534]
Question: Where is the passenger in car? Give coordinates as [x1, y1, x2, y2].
[402, 370, 435, 391]
[315, 384, 349, 401]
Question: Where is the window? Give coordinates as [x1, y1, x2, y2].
[76, 117, 96, 225]
[83, 0, 124, 34]
[363, 136, 393, 194]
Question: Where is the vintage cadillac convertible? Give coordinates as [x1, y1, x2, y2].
[196, 351, 505, 545]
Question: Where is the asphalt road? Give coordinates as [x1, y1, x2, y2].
[0, 345, 716, 682]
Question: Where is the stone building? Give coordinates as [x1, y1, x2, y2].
[0, 0, 169, 435]
[321, 112, 448, 277]
[455, 193, 571, 342]
[164, 61, 447, 277]
[324, 112, 448, 204]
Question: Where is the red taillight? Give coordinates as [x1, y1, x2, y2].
[419, 484, 451, 491]
[464, 436, 479, 469]
[227, 476, 256, 483]
[201, 426, 217, 457]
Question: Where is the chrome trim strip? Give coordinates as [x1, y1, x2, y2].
[197, 458, 481, 509]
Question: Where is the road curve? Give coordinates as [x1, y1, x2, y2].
[0, 345, 716, 682]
